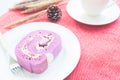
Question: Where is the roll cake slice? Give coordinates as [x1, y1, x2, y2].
[15, 30, 62, 74]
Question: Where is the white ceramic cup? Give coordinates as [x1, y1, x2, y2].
[80, 0, 117, 16]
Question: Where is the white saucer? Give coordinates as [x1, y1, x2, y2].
[66, 0, 120, 25]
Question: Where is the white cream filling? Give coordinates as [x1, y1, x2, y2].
[21, 33, 54, 59]
[45, 53, 54, 64]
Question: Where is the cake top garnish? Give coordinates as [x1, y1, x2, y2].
[21, 32, 54, 59]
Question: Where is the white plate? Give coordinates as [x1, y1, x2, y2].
[67, 0, 120, 25]
[0, 0, 22, 16]
[1, 22, 81, 80]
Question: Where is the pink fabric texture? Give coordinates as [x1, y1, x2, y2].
[0, 0, 120, 80]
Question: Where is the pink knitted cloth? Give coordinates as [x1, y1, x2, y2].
[0, 0, 120, 80]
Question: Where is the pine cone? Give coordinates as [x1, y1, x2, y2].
[47, 5, 62, 22]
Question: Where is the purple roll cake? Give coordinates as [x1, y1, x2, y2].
[15, 30, 62, 74]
